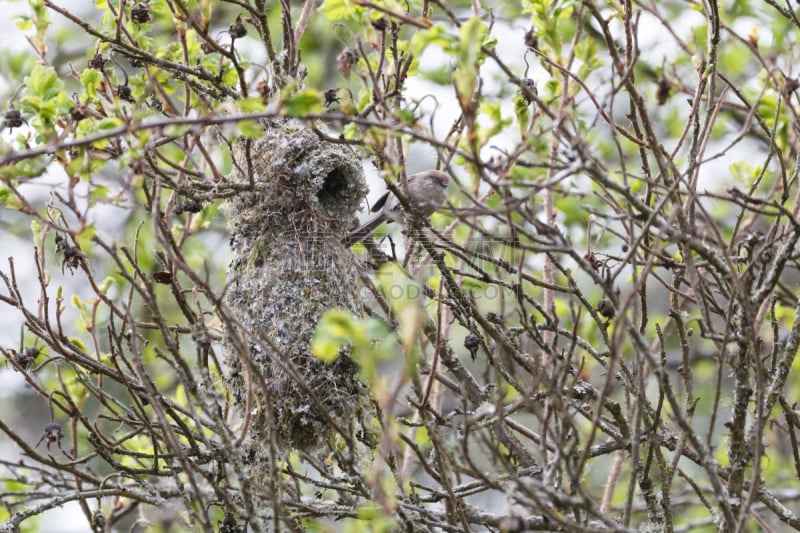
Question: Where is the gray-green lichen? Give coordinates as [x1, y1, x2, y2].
[223, 119, 371, 451]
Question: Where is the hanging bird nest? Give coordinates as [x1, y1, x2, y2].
[223, 119, 373, 451]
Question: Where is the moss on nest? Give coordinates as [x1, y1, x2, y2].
[223, 120, 372, 451]
[225, 120, 366, 231]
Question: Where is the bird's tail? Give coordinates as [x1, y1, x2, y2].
[341, 214, 387, 246]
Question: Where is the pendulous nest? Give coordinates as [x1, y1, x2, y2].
[223, 119, 372, 451]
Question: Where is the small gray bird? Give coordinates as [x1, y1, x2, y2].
[342, 170, 449, 246]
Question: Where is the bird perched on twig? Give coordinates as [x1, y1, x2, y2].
[342, 170, 449, 246]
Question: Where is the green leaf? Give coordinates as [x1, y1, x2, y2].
[236, 96, 267, 113]
[409, 25, 453, 58]
[312, 309, 393, 382]
[80, 68, 103, 98]
[31, 219, 44, 250]
[453, 17, 487, 109]
[69, 337, 88, 352]
[524, 0, 578, 56]
[319, 0, 361, 21]
[96, 117, 123, 131]
[163, 123, 190, 137]
[555, 195, 586, 227]
[730, 161, 759, 186]
[15, 17, 33, 31]
[311, 309, 354, 363]
[89, 184, 110, 201]
[221, 66, 239, 87]
[24, 64, 63, 101]
[514, 94, 531, 137]
[575, 37, 603, 78]
[355, 502, 381, 520]
[98, 276, 113, 294]
[75, 226, 96, 252]
[64, 370, 89, 404]
[237, 120, 264, 139]
[281, 89, 324, 117]
[476, 101, 511, 146]
[458, 17, 486, 66]
[419, 66, 453, 85]
[19, 65, 70, 130]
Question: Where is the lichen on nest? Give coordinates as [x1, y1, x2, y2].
[223, 119, 372, 451]
[225, 120, 366, 231]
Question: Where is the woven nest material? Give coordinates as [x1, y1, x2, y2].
[224, 120, 372, 451]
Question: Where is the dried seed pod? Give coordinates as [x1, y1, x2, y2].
[131, 1, 151, 23]
[3, 108, 23, 129]
[36, 423, 63, 450]
[92, 509, 106, 530]
[336, 48, 358, 79]
[371, 17, 388, 31]
[597, 299, 615, 319]
[656, 76, 672, 105]
[88, 53, 107, 70]
[524, 27, 538, 50]
[464, 332, 481, 360]
[785, 77, 800, 95]
[56, 235, 89, 275]
[324, 88, 340, 108]
[218, 514, 240, 533]
[520, 78, 537, 105]
[15, 346, 40, 370]
[117, 84, 133, 102]
[229, 15, 246, 39]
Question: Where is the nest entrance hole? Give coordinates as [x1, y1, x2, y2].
[317, 166, 350, 209]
